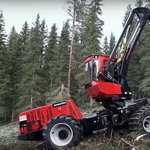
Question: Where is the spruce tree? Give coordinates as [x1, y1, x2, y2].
[7, 26, 23, 121]
[67, 0, 88, 104]
[69, 31, 81, 104]
[103, 36, 109, 55]
[77, 0, 87, 60]
[44, 21, 70, 104]
[75, 0, 104, 106]
[18, 14, 46, 111]
[135, 0, 143, 7]
[39, 19, 48, 69]
[43, 23, 58, 102]
[0, 11, 11, 122]
[137, 0, 150, 96]
[122, 5, 132, 27]
[82, 0, 104, 57]
[15, 22, 30, 113]
[58, 20, 70, 87]
[125, 1, 144, 97]
[20, 21, 30, 51]
[108, 32, 116, 55]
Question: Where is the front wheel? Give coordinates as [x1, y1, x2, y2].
[42, 115, 84, 150]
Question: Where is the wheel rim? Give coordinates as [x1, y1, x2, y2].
[50, 123, 73, 146]
[143, 116, 150, 133]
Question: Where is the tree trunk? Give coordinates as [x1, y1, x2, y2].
[11, 106, 14, 122]
[4, 110, 7, 123]
[68, 0, 76, 94]
[61, 84, 64, 101]
[50, 73, 53, 92]
[90, 97, 93, 107]
[31, 95, 33, 109]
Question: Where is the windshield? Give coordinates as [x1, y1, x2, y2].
[85, 59, 99, 84]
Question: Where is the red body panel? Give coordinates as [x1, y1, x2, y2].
[85, 81, 122, 99]
[19, 100, 83, 135]
[84, 55, 122, 100]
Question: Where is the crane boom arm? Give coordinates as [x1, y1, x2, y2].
[102, 7, 150, 92]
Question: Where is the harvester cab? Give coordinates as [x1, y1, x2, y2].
[84, 55, 122, 103]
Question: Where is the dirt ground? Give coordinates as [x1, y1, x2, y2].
[1, 102, 150, 150]
[1, 122, 150, 150]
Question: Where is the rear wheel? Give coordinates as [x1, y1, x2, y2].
[42, 115, 84, 150]
[129, 105, 150, 134]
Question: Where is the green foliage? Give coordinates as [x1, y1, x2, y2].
[72, 0, 104, 106]
[15, 21, 30, 113]
[18, 14, 46, 112]
[82, 0, 104, 57]
[0, 11, 11, 122]
[126, 1, 149, 97]
[102, 33, 116, 56]
[138, 24, 150, 95]
[121, 4, 140, 95]
[7, 26, 23, 120]
[43, 23, 59, 102]
[108, 32, 116, 55]
[135, 0, 143, 7]
[57, 20, 70, 87]
[122, 5, 132, 27]
[103, 36, 109, 55]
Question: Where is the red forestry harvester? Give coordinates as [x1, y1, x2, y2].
[18, 7, 150, 150]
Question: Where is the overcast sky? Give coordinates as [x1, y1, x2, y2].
[0, 0, 138, 42]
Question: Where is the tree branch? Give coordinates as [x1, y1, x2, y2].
[121, 138, 139, 150]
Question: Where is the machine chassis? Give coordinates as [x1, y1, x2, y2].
[18, 98, 148, 141]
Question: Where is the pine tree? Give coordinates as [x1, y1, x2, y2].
[67, 0, 77, 94]
[19, 21, 30, 77]
[77, 0, 87, 61]
[15, 22, 30, 113]
[37, 19, 48, 103]
[137, 0, 150, 96]
[125, 1, 144, 97]
[67, 0, 88, 95]
[58, 20, 70, 87]
[44, 21, 70, 104]
[7, 26, 23, 121]
[69, 31, 80, 103]
[103, 36, 109, 55]
[0, 11, 11, 122]
[43, 23, 58, 102]
[135, 0, 143, 7]
[122, 5, 132, 27]
[18, 14, 46, 112]
[82, 0, 104, 57]
[20, 21, 30, 51]
[75, 0, 104, 106]
[108, 32, 116, 55]
[65, 0, 90, 105]
[39, 19, 48, 69]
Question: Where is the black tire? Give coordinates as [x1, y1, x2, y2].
[42, 115, 84, 150]
[129, 104, 150, 134]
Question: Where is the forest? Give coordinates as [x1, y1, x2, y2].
[0, 0, 150, 124]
